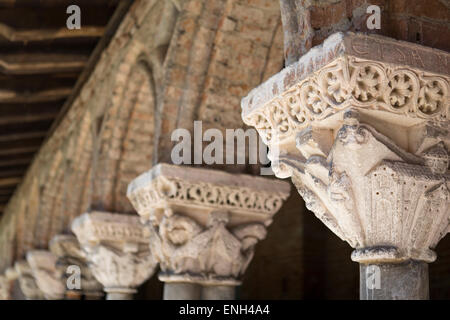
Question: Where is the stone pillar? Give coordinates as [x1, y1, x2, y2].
[14, 260, 44, 300]
[163, 283, 202, 300]
[71, 211, 157, 300]
[127, 164, 291, 300]
[49, 234, 104, 300]
[359, 261, 429, 300]
[26, 251, 65, 300]
[201, 285, 236, 300]
[241, 32, 450, 300]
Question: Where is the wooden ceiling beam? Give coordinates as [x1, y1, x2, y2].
[0, 120, 53, 136]
[0, 195, 12, 203]
[0, 23, 105, 42]
[0, 146, 39, 156]
[0, 177, 20, 187]
[0, 188, 13, 196]
[0, 87, 71, 103]
[0, 169, 25, 178]
[0, 112, 58, 125]
[0, 157, 32, 167]
[48, 0, 133, 135]
[0, 136, 43, 150]
[0, 131, 46, 142]
[0, 75, 77, 92]
[0, 54, 87, 75]
[0, 101, 62, 116]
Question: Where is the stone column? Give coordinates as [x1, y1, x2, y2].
[163, 282, 202, 300]
[14, 260, 44, 300]
[49, 234, 104, 300]
[127, 164, 291, 300]
[26, 251, 66, 300]
[71, 211, 157, 300]
[241, 32, 450, 300]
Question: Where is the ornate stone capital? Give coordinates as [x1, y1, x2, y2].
[127, 164, 291, 285]
[241, 32, 450, 264]
[14, 260, 44, 300]
[71, 211, 157, 296]
[243, 33, 449, 150]
[0, 275, 10, 300]
[49, 234, 103, 298]
[1, 267, 19, 300]
[26, 250, 65, 300]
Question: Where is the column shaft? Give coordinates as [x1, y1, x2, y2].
[106, 292, 134, 300]
[163, 283, 201, 300]
[201, 285, 236, 300]
[360, 261, 429, 300]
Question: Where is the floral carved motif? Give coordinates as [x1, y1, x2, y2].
[244, 57, 449, 146]
[127, 166, 290, 222]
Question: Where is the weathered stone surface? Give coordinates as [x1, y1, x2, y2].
[242, 33, 450, 264]
[243, 32, 449, 134]
[0, 275, 9, 300]
[127, 163, 291, 285]
[26, 250, 65, 300]
[242, 32, 449, 299]
[14, 260, 44, 300]
[201, 285, 236, 300]
[49, 234, 103, 298]
[360, 261, 429, 300]
[279, 0, 313, 66]
[71, 211, 157, 298]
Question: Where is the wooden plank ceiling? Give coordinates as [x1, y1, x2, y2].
[0, 0, 132, 216]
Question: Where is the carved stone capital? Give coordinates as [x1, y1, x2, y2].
[71, 211, 157, 295]
[243, 33, 449, 150]
[127, 164, 291, 285]
[14, 260, 44, 300]
[26, 250, 65, 300]
[5, 266, 18, 282]
[1, 267, 19, 300]
[0, 275, 10, 300]
[242, 32, 450, 264]
[49, 234, 103, 298]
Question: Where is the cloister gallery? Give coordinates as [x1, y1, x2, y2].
[0, 0, 448, 300]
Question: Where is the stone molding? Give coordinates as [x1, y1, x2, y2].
[127, 163, 291, 222]
[242, 32, 449, 148]
[71, 211, 157, 294]
[127, 164, 291, 285]
[26, 250, 66, 300]
[241, 32, 450, 264]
